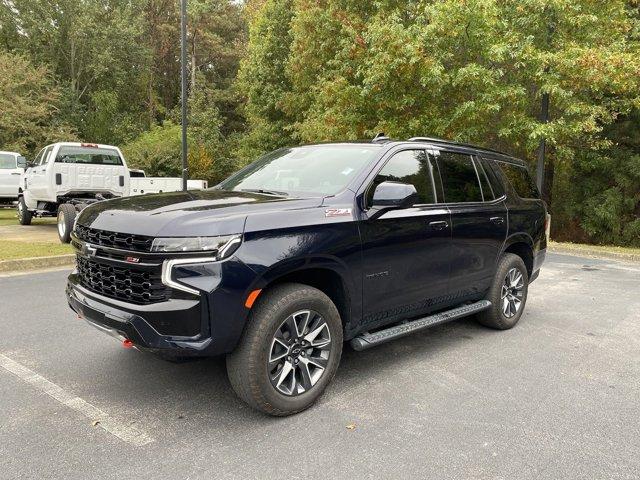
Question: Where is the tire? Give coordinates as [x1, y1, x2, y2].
[57, 204, 76, 243]
[226, 283, 343, 416]
[17, 197, 32, 225]
[477, 253, 529, 330]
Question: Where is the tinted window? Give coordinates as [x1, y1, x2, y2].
[55, 146, 123, 165]
[368, 150, 436, 205]
[498, 162, 539, 199]
[0, 153, 16, 169]
[475, 160, 495, 200]
[479, 158, 505, 197]
[436, 151, 483, 203]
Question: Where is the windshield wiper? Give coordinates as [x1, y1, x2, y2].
[238, 188, 289, 197]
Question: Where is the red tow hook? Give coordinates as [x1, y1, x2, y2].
[122, 339, 134, 349]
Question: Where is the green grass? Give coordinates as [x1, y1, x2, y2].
[0, 207, 56, 226]
[0, 240, 73, 260]
[549, 241, 640, 258]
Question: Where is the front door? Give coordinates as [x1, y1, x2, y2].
[433, 150, 508, 302]
[360, 149, 452, 331]
[28, 145, 53, 200]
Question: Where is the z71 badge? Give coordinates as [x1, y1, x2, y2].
[325, 208, 352, 217]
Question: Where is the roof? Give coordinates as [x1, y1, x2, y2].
[43, 142, 121, 150]
[0, 151, 22, 156]
[395, 137, 524, 165]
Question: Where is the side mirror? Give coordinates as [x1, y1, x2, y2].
[370, 181, 418, 216]
[17, 156, 27, 168]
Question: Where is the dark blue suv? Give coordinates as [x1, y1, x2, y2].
[66, 136, 547, 415]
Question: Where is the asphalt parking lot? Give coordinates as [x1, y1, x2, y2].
[1, 252, 639, 480]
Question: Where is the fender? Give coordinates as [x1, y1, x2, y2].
[501, 232, 535, 255]
[238, 253, 361, 338]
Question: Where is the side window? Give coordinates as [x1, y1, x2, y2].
[33, 148, 45, 166]
[40, 146, 53, 165]
[497, 162, 540, 199]
[435, 151, 483, 203]
[475, 158, 495, 201]
[368, 150, 437, 206]
[479, 158, 505, 198]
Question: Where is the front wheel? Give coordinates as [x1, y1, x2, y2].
[226, 283, 343, 416]
[477, 253, 529, 330]
[17, 197, 32, 225]
[57, 204, 76, 243]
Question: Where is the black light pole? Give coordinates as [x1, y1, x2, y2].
[180, 0, 188, 191]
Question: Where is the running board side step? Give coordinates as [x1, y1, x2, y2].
[350, 300, 492, 351]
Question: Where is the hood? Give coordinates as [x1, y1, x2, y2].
[76, 189, 322, 237]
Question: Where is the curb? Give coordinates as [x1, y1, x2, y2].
[0, 254, 75, 274]
[548, 244, 640, 263]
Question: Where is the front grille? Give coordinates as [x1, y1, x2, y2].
[76, 255, 169, 304]
[75, 224, 154, 252]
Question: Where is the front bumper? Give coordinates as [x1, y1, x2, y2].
[67, 273, 212, 354]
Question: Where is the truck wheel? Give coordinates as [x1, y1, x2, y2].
[226, 283, 343, 416]
[17, 197, 32, 225]
[57, 204, 76, 243]
[477, 253, 529, 330]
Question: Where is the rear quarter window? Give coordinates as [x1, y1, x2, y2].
[496, 161, 539, 199]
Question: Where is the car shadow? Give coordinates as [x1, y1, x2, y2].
[86, 316, 495, 426]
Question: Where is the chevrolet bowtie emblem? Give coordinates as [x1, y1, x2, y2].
[81, 243, 97, 257]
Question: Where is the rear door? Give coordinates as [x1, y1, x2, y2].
[359, 148, 452, 330]
[0, 153, 21, 198]
[433, 149, 507, 302]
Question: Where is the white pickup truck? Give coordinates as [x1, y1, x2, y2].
[0, 151, 26, 201]
[18, 142, 130, 242]
[18, 142, 209, 243]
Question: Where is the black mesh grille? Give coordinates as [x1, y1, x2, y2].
[76, 255, 169, 304]
[75, 224, 154, 252]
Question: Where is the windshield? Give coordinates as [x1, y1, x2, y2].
[0, 153, 16, 169]
[218, 145, 380, 196]
[55, 146, 123, 165]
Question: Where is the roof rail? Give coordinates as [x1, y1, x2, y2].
[407, 137, 509, 157]
[372, 132, 391, 144]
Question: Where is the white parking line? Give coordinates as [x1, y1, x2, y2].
[0, 353, 154, 447]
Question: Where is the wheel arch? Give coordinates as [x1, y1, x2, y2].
[502, 234, 534, 276]
[251, 259, 355, 332]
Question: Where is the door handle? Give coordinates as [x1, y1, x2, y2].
[490, 216, 505, 225]
[11, 172, 21, 176]
[429, 220, 449, 231]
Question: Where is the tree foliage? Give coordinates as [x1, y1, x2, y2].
[0, 51, 76, 152]
[241, 0, 640, 245]
[0, 0, 638, 245]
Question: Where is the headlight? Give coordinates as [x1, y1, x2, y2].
[151, 234, 242, 258]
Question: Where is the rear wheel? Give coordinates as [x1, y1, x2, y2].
[17, 197, 32, 225]
[57, 204, 76, 243]
[226, 283, 343, 416]
[477, 253, 529, 330]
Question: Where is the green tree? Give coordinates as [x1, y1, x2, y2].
[0, 51, 76, 155]
[240, 0, 640, 245]
[236, 0, 296, 161]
